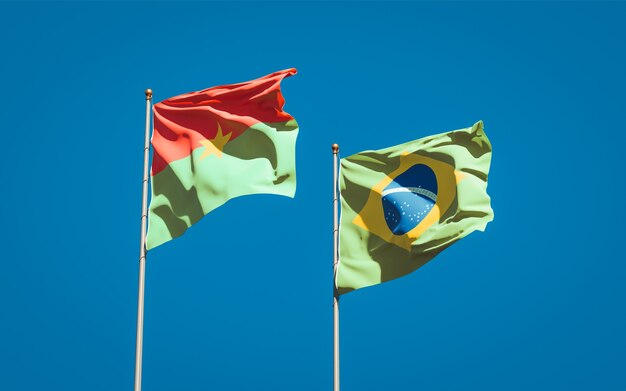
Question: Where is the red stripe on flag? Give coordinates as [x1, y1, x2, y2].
[151, 68, 297, 176]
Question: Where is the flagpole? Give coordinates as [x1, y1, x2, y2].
[134, 88, 152, 391]
[332, 143, 340, 391]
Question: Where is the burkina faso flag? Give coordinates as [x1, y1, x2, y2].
[146, 69, 298, 250]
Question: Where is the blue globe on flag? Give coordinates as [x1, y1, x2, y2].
[381, 163, 438, 235]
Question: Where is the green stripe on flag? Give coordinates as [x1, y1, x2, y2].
[146, 120, 298, 250]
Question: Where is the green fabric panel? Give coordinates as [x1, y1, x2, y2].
[146, 120, 298, 250]
[337, 121, 493, 294]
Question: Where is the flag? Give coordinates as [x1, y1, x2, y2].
[337, 121, 493, 294]
[146, 69, 298, 250]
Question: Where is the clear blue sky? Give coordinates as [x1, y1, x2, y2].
[1, 2, 625, 390]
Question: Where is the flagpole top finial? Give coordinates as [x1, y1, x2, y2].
[145, 89, 153, 100]
[332, 144, 339, 154]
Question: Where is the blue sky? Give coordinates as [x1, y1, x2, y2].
[1, 2, 625, 390]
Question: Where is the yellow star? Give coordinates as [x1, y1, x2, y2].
[199, 123, 232, 160]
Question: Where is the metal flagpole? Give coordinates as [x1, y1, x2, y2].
[332, 143, 340, 391]
[134, 88, 152, 391]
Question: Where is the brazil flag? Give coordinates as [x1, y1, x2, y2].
[337, 121, 493, 294]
